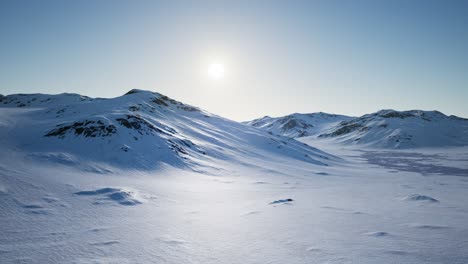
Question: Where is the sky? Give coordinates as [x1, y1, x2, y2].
[0, 0, 467, 121]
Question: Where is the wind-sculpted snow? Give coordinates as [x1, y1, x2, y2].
[365, 231, 391, 237]
[74, 187, 142, 206]
[269, 198, 294, 204]
[403, 194, 439, 203]
[0, 89, 336, 170]
[359, 150, 468, 176]
[1, 125, 468, 263]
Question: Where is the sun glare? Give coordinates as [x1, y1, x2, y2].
[208, 63, 225, 80]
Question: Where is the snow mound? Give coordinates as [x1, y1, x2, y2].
[74, 187, 142, 206]
[407, 224, 448, 229]
[269, 198, 294, 204]
[403, 194, 439, 203]
[365, 231, 390, 237]
[0, 185, 7, 194]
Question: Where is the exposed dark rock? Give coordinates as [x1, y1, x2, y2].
[128, 105, 140, 112]
[124, 89, 140, 95]
[359, 126, 369, 132]
[121, 145, 130, 152]
[115, 114, 178, 138]
[450, 115, 468, 121]
[45, 120, 117, 138]
[168, 140, 188, 155]
[116, 114, 166, 135]
[329, 122, 363, 136]
[379, 111, 414, 119]
[278, 117, 312, 132]
[282, 119, 298, 130]
[179, 105, 199, 112]
[160, 95, 180, 105]
[270, 198, 294, 204]
[152, 97, 168, 106]
[167, 138, 205, 157]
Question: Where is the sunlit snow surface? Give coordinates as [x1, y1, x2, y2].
[1, 92, 468, 263]
[1, 145, 468, 264]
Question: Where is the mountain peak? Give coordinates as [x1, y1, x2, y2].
[370, 109, 449, 120]
[121, 89, 194, 109]
[124, 89, 160, 96]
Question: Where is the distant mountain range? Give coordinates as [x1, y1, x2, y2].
[245, 110, 468, 148]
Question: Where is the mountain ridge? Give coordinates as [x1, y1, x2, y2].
[246, 109, 468, 149]
[244, 112, 353, 138]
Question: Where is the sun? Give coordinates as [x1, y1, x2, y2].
[208, 63, 225, 80]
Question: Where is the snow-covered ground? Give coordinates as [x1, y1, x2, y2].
[1, 145, 467, 263]
[1, 91, 468, 263]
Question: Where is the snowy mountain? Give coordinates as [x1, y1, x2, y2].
[0, 89, 335, 171]
[244, 112, 352, 138]
[317, 109, 468, 148]
[246, 110, 468, 149]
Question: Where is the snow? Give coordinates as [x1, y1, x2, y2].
[1, 90, 468, 263]
[0, 89, 335, 170]
[246, 109, 468, 149]
[244, 112, 352, 138]
[316, 110, 468, 148]
[74, 187, 143, 206]
[403, 194, 440, 203]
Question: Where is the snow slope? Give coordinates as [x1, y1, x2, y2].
[1, 140, 467, 264]
[0, 89, 335, 171]
[244, 113, 352, 138]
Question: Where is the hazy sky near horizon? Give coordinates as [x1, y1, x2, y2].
[1, 0, 467, 120]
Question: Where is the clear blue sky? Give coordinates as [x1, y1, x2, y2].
[1, 0, 467, 120]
